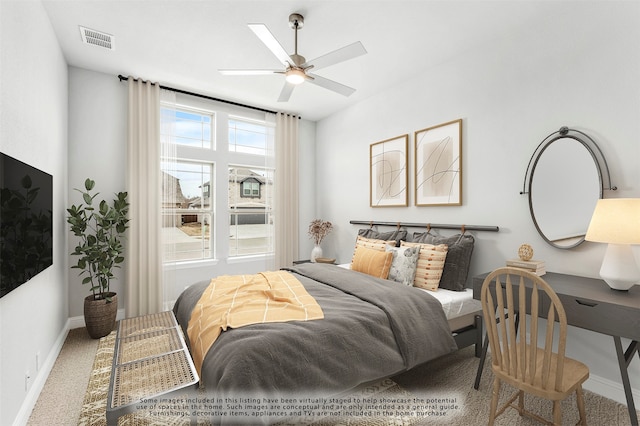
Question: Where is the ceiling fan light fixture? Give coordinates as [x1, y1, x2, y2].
[285, 68, 306, 85]
[221, 13, 366, 102]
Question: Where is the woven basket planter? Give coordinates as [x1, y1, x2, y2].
[84, 293, 118, 339]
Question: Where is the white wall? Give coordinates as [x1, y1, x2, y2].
[297, 119, 317, 259]
[67, 67, 128, 318]
[0, 2, 69, 425]
[315, 2, 639, 406]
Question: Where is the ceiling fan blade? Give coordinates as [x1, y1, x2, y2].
[219, 69, 280, 75]
[248, 24, 292, 66]
[307, 73, 356, 97]
[277, 82, 295, 102]
[304, 41, 367, 71]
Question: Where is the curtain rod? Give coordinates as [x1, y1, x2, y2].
[350, 220, 500, 233]
[117, 75, 300, 118]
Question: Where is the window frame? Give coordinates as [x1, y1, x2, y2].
[161, 96, 275, 265]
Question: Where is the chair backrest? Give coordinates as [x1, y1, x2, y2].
[481, 267, 568, 392]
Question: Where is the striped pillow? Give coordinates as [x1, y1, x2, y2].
[351, 235, 395, 264]
[351, 246, 393, 279]
[355, 235, 395, 250]
[400, 241, 448, 291]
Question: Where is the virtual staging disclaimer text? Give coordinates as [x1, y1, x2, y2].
[135, 393, 462, 421]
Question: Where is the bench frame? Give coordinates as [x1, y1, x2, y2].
[106, 311, 199, 425]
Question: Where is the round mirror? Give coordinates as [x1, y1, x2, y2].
[529, 137, 602, 248]
[524, 127, 616, 249]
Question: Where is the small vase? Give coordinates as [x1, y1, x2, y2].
[311, 244, 323, 262]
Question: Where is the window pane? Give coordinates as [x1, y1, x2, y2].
[161, 107, 213, 149]
[228, 118, 270, 155]
[228, 166, 274, 257]
[163, 213, 212, 262]
[162, 161, 214, 261]
[229, 213, 273, 256]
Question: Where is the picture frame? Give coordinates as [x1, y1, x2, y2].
[414, 119, 462, 206]
[370, 134, 408, 207]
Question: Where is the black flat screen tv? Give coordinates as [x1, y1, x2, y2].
[0, 152, 53, 298]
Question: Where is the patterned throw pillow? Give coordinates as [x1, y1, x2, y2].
[354, 235, 394, 251]
[351, 246, 393, 279]
[385, 245, 421, 286]
[400, 241, 448, 291]
[409, 233, 474, 291]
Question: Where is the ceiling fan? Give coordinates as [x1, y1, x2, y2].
[219, 13, 367, 102]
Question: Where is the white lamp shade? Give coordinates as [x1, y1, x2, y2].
[585, 198, 640, 244]
[585, 198, 640, 290]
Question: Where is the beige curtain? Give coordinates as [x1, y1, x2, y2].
[274, 113, 299, 268]
[126, 78, 163, 316]
[160, 90, 178, 310]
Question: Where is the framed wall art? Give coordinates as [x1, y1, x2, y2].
[414, 119, 462, 206]
[370, 134, 408, 207]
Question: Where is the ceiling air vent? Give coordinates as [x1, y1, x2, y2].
[79, 26, 115, 50]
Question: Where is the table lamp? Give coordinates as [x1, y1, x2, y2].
[585, 198, 640, 290]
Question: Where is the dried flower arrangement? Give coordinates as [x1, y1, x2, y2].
[308, 219, 333, 245]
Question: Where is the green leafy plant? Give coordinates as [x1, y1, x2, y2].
[66, 178, 129, 301]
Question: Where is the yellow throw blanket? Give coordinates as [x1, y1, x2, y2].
[187, 270, 324, 376]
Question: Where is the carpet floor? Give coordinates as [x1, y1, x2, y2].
[28, 327, 637, 425]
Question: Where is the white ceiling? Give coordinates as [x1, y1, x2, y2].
[42, 0, 570, 121]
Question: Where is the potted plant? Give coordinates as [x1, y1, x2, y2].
[308, 219, 333, 262]
[67, 178, 129, 338]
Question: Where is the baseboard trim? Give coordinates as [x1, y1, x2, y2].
[67, 308, 127, 329]
[13, 309, 126, 426]
[12, 318, 71, 426]
[584, 373, 640, 409]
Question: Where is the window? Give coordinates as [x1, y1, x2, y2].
[229, 117, 269, 155]
[161, 160, 213, 262]
[161, 99, 274, 263]
[228, 166, 274, 257]
[241, 180, 260, 198]
[161, 108, 213, 149]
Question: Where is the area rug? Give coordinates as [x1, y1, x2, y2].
[78, 332, 422, 426]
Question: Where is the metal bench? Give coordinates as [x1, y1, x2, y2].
[106, 311, 199, 425]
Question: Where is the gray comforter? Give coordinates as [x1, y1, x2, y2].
[173, 263, 456, 398]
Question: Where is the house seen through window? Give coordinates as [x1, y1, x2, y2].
[228, 166, 274, 257]
[160, 103, 274, 262]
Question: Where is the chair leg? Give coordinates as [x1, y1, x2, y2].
[488, 377, 501, 425]
[517, 390, 524, 416]
[576, 386, 587, 425]
[553, 400, 562, 425]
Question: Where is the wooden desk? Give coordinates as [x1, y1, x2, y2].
[473, 271, 640, 425]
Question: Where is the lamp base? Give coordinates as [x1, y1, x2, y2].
[600, 243, 640, 291]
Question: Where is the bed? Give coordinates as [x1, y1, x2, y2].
[172, 227, 486, 423]
[336, 262, 483, 357]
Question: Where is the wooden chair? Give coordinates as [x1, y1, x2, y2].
[481, 267, 589, 425]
